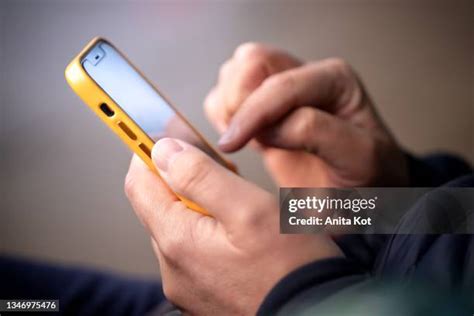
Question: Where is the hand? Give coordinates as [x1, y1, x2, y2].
[205, 43, 408, 187]
[125, 138, 343, 315]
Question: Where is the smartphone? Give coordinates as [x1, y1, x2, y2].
[65, 37, 232, 215]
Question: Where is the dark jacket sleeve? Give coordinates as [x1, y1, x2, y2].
[257, 258, 368, 316]
[335, 152, 473, 269]
[258, 153, 473, 315]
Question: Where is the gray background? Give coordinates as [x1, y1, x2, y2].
[1, 0, 472, 277]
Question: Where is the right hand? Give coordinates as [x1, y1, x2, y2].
[125, 139, 343, 315]
[205, 43, 408, 187]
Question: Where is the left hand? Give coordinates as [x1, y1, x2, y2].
[125, 138, 343, 315]
[205, 43, 408, 187]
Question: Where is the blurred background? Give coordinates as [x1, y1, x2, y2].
[1, 0, 472, 277]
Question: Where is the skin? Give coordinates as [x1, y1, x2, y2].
[125, 43, 410, 314]
[206, 43, 408, 187]
[125, 142, 343, 315]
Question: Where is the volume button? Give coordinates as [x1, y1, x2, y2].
[138, 143, 151, 157]
[117, 121, 137, 140]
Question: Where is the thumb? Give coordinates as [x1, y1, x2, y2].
[152, 138, 274, 229]
[257, 107, 369, 171]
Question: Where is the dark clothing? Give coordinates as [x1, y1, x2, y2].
[1, 153, 472, 316]
[0, 256, 163, 316]
[258, 154, 473, 315]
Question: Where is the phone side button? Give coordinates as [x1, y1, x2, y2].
[118, 121, 137, 141]
[138, 143, 152, 157]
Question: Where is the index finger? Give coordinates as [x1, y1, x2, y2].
[217, 59, 348, 152]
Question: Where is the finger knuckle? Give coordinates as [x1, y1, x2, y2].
[264, 72, 294, 90]
[294, 108, 318, 136]
[234, 42, 268, 60]
[226, 59, 268, 107]
[218, 60, 233, 81]
[234, 210, 258, 231]
[160, 233, 185, 262]
[261, 73, 298, 118]
[324, 57, 350, 72]
[229, 54, 268, 91]
[324, 58, 357, 82]
[242, 57, 269, 81]
[204, 89, 219, 115]
[173, 154, 211, 195]
[235, 193, 275, 229]
[124, 172, 137, 199]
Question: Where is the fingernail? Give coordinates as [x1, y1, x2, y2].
[218, 124, 238, 147]
[152, 138, 184, 172]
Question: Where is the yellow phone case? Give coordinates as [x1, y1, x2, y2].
[65, 37, 232, 215]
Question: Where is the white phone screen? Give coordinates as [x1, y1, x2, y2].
[82, 40, 226, 165]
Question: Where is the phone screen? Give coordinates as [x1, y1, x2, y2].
[81, 41, 226, 166]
